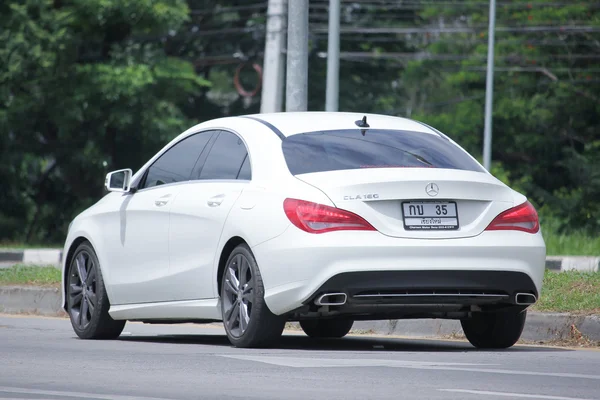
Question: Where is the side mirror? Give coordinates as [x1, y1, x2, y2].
[105, 169, 133, 193]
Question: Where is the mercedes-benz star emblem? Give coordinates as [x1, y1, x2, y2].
[426, 183, 439, 197]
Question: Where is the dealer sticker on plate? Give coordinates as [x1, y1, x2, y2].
[402, 201, 459, 230]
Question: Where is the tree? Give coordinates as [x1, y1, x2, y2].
[396, 0, 600, 233]
[0, 0, 208, 243]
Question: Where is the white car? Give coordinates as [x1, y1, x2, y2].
[61, 112, 546, 348]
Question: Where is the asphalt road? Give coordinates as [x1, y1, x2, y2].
[1, 315, 599, 400]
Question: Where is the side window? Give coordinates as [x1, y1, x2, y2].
[199, 131, 249, 180]
[142, 132, 213, 189]
[237, 155, 251, 180]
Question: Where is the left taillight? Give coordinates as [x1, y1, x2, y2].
[283, 198, 376, 234]
[485, 201, 540, 234]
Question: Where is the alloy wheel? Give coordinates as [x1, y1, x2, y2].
[222, 254, 255, 337]
[68, 251, 97, 330]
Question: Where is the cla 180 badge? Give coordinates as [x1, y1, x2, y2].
[343, 194, 380, 200]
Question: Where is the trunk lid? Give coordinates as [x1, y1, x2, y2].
[295, 168, 515, 239]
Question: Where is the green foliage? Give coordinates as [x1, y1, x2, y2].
[0, 0, 205, 243]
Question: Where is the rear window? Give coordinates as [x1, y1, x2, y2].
[282, 129, 484, 175]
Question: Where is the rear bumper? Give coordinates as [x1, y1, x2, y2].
[251, 226, 546, 316]
[297, 270, 536, 320]
[311, 270, 537, 302]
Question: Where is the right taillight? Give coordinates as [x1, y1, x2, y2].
[283, 198, 376, 234]
[485, 201, 539, 234]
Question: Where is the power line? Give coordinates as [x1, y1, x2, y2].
[335, 52, 600, 61]
[340, 58, 600, 74]
[312, 35, 600, 47]
[311, 25, 600, 34]
[330, 0, 600, 7]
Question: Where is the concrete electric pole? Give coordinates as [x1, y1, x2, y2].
[285, 0, 309, 112]
[260, 0, 287, 113]
[483, 0, 496, 171]
[325, 0, 340, 112]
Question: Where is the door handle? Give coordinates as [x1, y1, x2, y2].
[207, 194, 225, 207]
[154, 194, 171, 207]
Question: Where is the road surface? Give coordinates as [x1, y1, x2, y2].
[1, 315, 599, 400]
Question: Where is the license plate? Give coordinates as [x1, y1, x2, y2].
[402, 201, 459, 231]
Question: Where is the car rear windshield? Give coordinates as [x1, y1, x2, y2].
[281, 129, 485, 175]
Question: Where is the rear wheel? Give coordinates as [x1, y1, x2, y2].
[300, 319, 354, 339]
[220, 244, 285, 348]
[66, 242, 125, 339]
[461, 310, 527, 349]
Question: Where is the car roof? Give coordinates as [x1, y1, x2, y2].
[236, 112, 439, 138]
[131, 112, 450, 185]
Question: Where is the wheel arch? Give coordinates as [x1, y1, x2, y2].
[216, 236, 248, 297]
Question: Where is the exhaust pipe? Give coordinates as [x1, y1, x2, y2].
[315, 293, 347, 306]
[515, 293, 537, 305]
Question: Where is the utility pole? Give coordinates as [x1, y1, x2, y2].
[260, 0, 287, 113]
[483, 0, 496, 171]
[325, 0, 340, 111]
[285, 0, 309, 112]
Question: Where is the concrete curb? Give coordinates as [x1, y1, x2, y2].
[0, 249, 62, 268]
[353, 313, 600, 342]
[1, 249, 598, 271]
[546, 256, 599, 272]
[1, 285, 598, 342]
[0, 285, 66, 317]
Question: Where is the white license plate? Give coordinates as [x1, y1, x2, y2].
[402, 201, 459, 231]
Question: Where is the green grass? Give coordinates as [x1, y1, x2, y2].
[540, 218, 600, 256]
[0, 242, 61, 250]
[532, 270, 600, 314]
[543, 230, 600, 256]
[0, 264, 61, 286]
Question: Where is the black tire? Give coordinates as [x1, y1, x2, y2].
[300, 319, 354, 339]
[461, 310, 527, 349]
[220, 244, 285, 348]
[66, 242, 125, 339]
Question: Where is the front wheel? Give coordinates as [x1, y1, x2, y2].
[66, 242, 125, 339]
[461, 310, 527, 349]
[220, 244, 285, 348]
[300, 319, 354, 339]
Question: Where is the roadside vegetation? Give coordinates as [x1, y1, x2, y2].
[0, 242, 61, 250]
[543, 231, 600, 256]
[532, 270, 600, 314]
[0, 265, 61, 286]
[540, 217, 600, 256]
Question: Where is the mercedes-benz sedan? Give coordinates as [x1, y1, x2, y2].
[62, 112, 546, 348]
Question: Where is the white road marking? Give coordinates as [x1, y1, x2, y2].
[0, 398, 61, 400]
[0, 398, 65, 400]
[221, 355, 600, 381]
[0, 398, 63, 400]
[221, 355, 498, 368]
[0, 386, 177, 400]
[439, 389, 599, 400]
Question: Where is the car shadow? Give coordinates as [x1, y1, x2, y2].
[117, 331, 569, 353]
